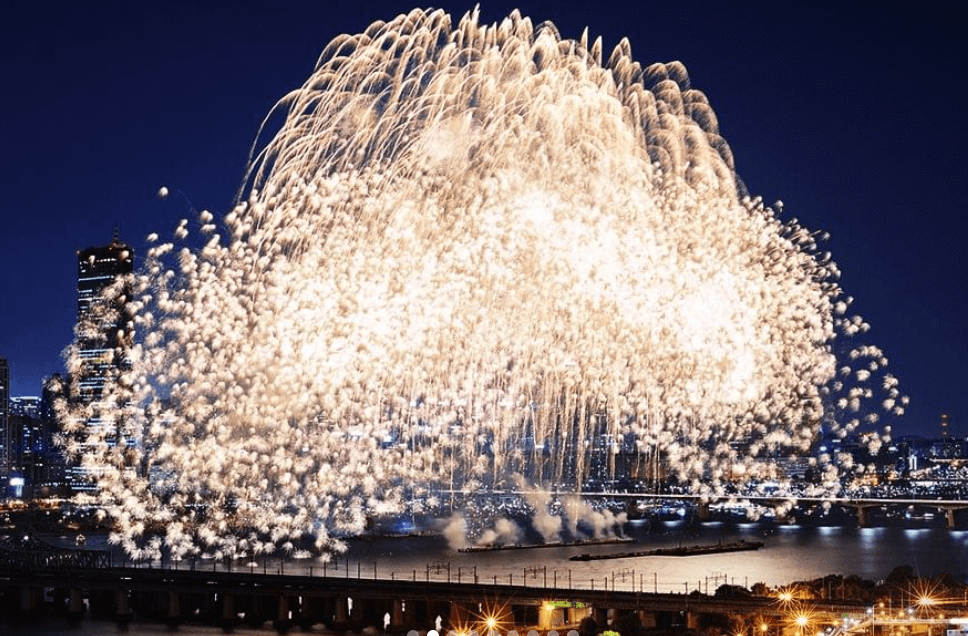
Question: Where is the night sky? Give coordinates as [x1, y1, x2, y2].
[1, 2, 964, 439]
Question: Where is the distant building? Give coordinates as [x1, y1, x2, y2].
[37, 375, 68, 494]
[5, 394, 64, 498]
[67, 232, 134, 492]
[0, 357, 9, 479]
[9, 396, 40, 419]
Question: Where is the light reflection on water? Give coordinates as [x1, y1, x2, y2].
[343, 521, 967, 590]
[30, 520, 968, 589]
[858, 526, 887, 550]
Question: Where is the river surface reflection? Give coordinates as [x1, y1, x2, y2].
[46, 517, 968, 592]
[340, 520, 967, 591]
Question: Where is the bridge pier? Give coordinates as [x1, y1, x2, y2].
[854, 504, 871, 527]
[183, 590, 217, 624]
[330, 595, 366, 630]
[940, 506, 967, 529]
[315, 596, 333, 628]
[388, 598, 408, 632]
[684, 611, 700, 630]
[652, 611, 678, 628]
[351, 596, 365, 624]
[165, 590, 181, 626]
[19, 585, 42, 614]
[593, 606, 609, 629]
[218, 591, 240, 631]
[334, 596, 349, 624]
[242, 594, 268, 628]
[298, 595, 319, 630]
[115, 589, 133, 624]
[390, 598, 438, 632]
[67, 588, 85, 621]
[272, 593, 291, 632]
[638, 610, 658, 629]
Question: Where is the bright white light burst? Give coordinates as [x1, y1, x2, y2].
[57, 8, 902, 559]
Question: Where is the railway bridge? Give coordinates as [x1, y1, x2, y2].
[1, 536, 868, 633]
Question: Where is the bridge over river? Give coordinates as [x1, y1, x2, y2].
[483, 491, 968, 528]
[1, 537, 871, 634]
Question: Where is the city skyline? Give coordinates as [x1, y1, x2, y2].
[0, 1, 965, 439]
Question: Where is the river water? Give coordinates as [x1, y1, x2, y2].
[336, 518, 968, 592]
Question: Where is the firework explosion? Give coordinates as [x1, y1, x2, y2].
[57, 8, 903, 559]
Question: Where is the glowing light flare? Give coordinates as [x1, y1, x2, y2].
[56, 7, 902, 559]
[787, 605, 818, 634]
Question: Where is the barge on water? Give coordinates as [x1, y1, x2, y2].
[459, 536, 634, 553]
[570, 538, 765, 561]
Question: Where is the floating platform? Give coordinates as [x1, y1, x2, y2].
[569, 539, 765, 561]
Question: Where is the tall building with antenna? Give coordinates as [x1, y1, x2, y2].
[68, 230, 134, 491]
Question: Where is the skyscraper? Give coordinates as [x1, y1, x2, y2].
[68, 231, 134, 491]
[9, 396, 40, 419]
[8, 396, 43, 495]
[0, 357, 9, 479]
[39, 375, 68, 492]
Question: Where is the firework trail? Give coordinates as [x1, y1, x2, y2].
[57, 8, 903, 559]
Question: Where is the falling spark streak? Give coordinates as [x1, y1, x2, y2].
[57, 8, 901, 559]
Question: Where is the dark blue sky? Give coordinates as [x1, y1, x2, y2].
[1, 2, 964, 438]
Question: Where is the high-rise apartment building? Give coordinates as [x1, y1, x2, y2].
[0, 357, 9, 479]
[68, 232, 134, 491]
[10, 396, 40, 419]
[7, 396, 45, 495]
[39, 375, 67, 492]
